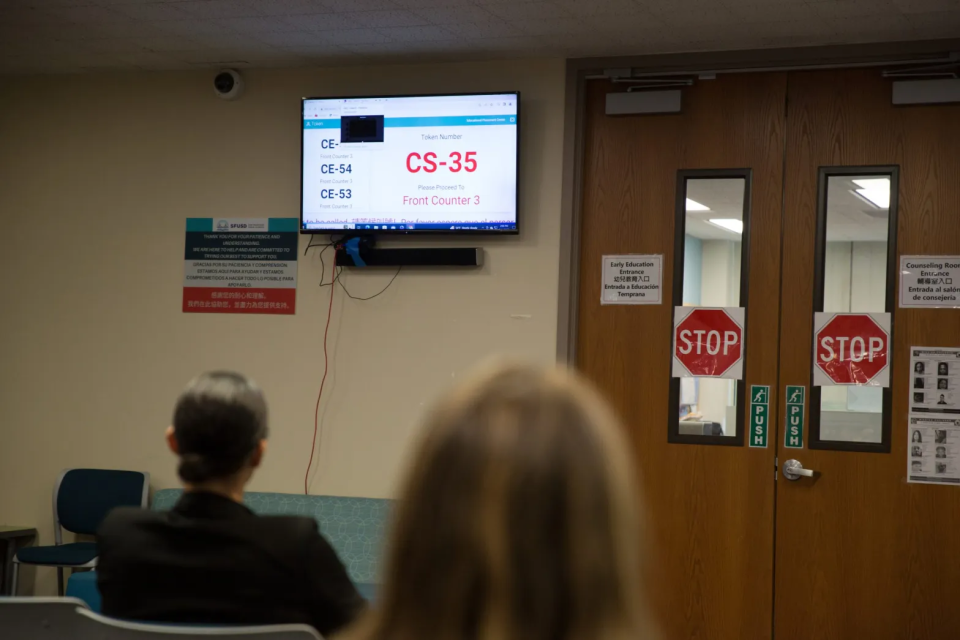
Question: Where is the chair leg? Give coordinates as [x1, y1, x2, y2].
[57, 566, 64, 596]
[10, 562, 19, 596]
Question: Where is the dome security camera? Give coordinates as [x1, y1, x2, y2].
[213, 69, 244, 101]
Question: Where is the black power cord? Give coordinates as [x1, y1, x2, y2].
[335, 265, 402, 300]
[305, 236, 401, 298]
[304, 236, 341, 288]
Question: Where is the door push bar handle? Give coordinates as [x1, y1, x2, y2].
[783, 459, 815, 481]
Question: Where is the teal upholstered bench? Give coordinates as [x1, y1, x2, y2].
[152, 489, 392, 598]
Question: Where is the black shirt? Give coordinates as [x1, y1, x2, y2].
[97, 491, 364, 635]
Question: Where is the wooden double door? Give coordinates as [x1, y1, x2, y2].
[576, 68, 960, 640]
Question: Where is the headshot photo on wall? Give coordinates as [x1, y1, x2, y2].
[913, 460, 923, 473]
[937, 446, 947, 459]
[916, 361, 926, 374]
[913, 430, 923, 443]
[936, 430, 947, 444]
[913, 445, 923, 457]
[939, 394, 948, 405]
[915, 392, 925, 404]
[939, 378, 949, 390]
[916, 377, 926, 389]
[939, 362, 949, 376]
[937, 463, 948, 474]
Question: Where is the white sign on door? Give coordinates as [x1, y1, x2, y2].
[907, 347, 960, 485]
[900, 256, 960, 308]
[601, 254, 662, 305]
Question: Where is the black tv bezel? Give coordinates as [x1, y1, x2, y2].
[300, 91, 520, 236]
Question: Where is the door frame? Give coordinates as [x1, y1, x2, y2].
[555, 38, 960, 365]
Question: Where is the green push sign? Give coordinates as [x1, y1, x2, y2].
[784, 385, 805, 449]
[749, 385, 770, 448]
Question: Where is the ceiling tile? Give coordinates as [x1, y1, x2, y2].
[375, 24, 458, 40]
[302, 27, 391, 44]
[838, 13, 916, 32]
[256, 0, 332, 15]
[586, 13, 665, 30]
[0, 36, 89, 56]
[253, 30, 338, 46]
[482, 2, 572, 21]
[152, 19, 237, 37]
[650, 6, 744, 27]
[410, 5, 499, 24]
[282, 12, 354, 30]
[272, 41, 349, 53]
[512, 17, 585, 35]
[809, 0, 900, 19]
[191, 31, 278, 49]
[52, 5, 134, 24]
[469, 35, 543, 50]
[912, 19, 960, 37]
[730, 3, 819, 22]
[94, 0, 190, 4]
[342, 9, 430, 27]
[8, 0, 96, 6]
[2, 0, 957, 75]
[0, 55, 74, 75]
[65, 51, 134, 69]
[169, 49, 259, 65]
[552, 0, 650, 17]
[0, 6, 59, 26]
[316, 0, 403, 10]
[82, 38, 150, 54]
[218, 16, 304, 33]
[390, 0, 477, 7]
[116, 50, 187, 69]
[137, 35, 207, 52]
[339, 39, 471, 54]
[109, 3, 194, 21]
[746, 20, 838, 38]
[175, 0, 264, 19]
[59, 20, 173, 39]
[439, 20, 523, 37]
[643, 0, 735, 11]
[906, 8, 960, 27]
[892, 0, 960, 12]
[0, 21, 79, 40]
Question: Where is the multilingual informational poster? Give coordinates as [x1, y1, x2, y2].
[183, 218, 298, 315]
[899, 256, 960, 308]
[600, 255, 663, 305]
[907, 347, 960, 485]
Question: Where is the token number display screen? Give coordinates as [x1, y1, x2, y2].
[301, 93, 519, 233]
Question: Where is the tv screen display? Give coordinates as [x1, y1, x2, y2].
[301, 92, 519, 234]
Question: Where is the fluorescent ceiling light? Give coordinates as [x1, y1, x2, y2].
[685, 198, 710, 211]
[852, 178, 890, 209]
[708, 218, 743, 234]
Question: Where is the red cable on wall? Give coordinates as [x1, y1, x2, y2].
[305, 246, 337, 495]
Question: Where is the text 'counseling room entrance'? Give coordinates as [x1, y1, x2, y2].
[574, 67, 960, 640]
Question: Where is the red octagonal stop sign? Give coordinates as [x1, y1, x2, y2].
[674, 307, 744, 378]
[814, 313, 890, 385]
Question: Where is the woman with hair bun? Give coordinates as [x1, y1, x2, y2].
[97, 372, 363, 634]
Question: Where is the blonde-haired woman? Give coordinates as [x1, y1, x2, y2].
[349, 362, 657, 640]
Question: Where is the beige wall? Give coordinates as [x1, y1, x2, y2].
[0, 58, 565, 594]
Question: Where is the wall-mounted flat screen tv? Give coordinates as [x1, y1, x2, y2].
[301, 92, 519, 234]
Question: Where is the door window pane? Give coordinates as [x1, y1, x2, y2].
[675, 176, 747, 440]
[816, 172, 895, 445]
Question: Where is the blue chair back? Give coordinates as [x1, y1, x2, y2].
[66, 570, 102, 612]
[57, 469, 149, 535]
